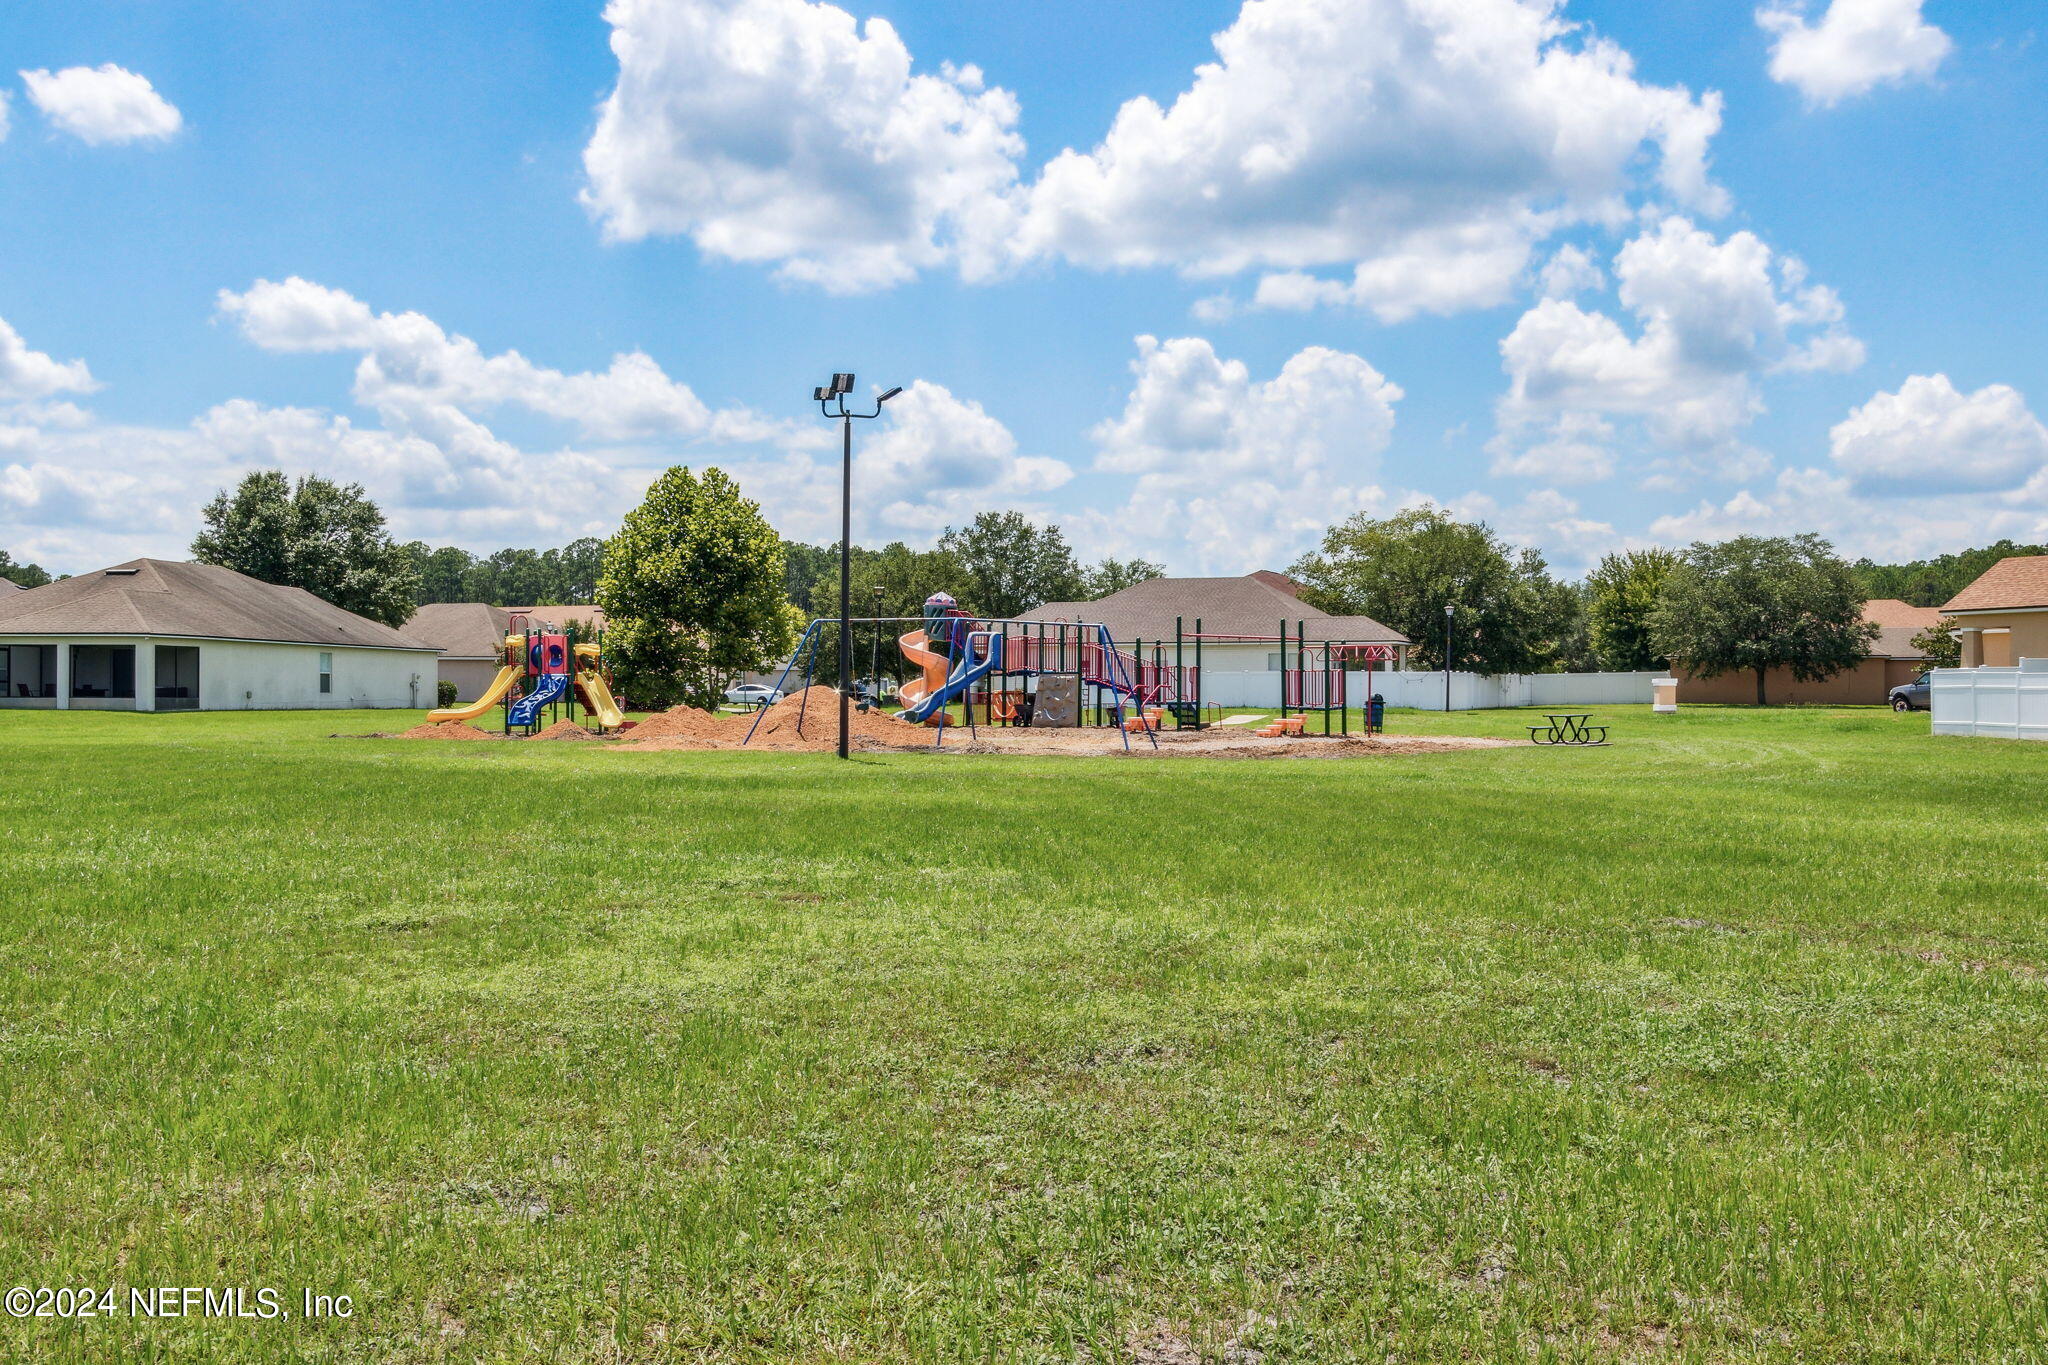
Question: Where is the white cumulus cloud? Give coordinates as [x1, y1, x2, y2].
[1018, 0, 1727, 321]
[1492, 215, 1862, 482]
[20, 64, 183, 145]
[1829, 374, 2048, 494]
[1758, 0, 1952, 107]
[217, 276, 724, 442]
[0, 315, 96, 401]
[1082, 335, 1402, 572]
[580, 0, 1024, 291]
[580, 0, 1728, 318]
[742, 381, 1073, 545]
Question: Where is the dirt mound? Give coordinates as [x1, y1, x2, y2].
[526, 720, 598, 742]
[402, 721, 503, 741]
[743, 686, 923, 750]
[623, 703, 740, 744]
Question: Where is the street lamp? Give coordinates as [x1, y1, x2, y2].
[814, 374, 902, 759]
[1443, 603, 1455, 713]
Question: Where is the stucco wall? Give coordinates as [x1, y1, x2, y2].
[0, 635, 434, 711]
[198, 640, 430, 710]
[1675, 659, 1898, 706]
[439, 657, 503, 702]
[1957, 613, 2048, 668]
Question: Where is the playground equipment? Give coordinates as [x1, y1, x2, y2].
[745, 594, 1186, 751]
[423, 621, 624, 734]
[740, 596, 1400, 749]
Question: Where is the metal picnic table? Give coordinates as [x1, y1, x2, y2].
[1527, 712, 1608, 746]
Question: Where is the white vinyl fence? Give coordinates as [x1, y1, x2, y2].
[1932, 659, 2048, 741]
[1195, 668, 1662, 711]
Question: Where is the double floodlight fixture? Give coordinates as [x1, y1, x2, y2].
[813, 372, 901, 420]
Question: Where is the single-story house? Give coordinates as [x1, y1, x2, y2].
[1020, 571, 1410, 707]
[1675, 598, 1943, 705]
[0, 558, 439, 711]
[403, 602, 513, 702]
[1942, 555, 2048, 667]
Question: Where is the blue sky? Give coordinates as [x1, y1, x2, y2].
[2, 0, 2043, 579]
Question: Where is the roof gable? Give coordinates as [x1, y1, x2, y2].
[1861, 598, 1944, 630]
[1942, 555, 2048, 613]
[0, 559, 437, 651]
[404, 603, 511, 658]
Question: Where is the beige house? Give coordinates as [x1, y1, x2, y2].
[1676, 599, 1942, 705]
[1943, 556, 2048, 666]
[0, 559, 438, 711]
[403, 603, 513, 702]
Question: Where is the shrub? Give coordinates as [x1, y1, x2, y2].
[437, 679, 458, 709]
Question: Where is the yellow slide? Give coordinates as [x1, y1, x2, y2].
[426, 664, 520, 722]
[573, 645, 625, 729]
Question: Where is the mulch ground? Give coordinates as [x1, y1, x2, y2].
[391, 687, 1509, 759]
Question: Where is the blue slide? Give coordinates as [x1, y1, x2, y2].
[900, 637, 1005, 723]
[507, 672, 570, 727]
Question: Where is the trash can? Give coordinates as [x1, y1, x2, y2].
[1368, 694, 1386, 730]
[1652, 678, 1678, 714]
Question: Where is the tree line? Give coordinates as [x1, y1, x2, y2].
[1291, 508, 1955, 703]
[0, 549, 56, 589]
[150, 465, 1998, 711]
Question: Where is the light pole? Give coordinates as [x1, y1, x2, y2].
[1443, 603, 1454, 713]
[814, 373, 902, 759]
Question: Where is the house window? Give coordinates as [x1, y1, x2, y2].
[318, 652, 333, 694]
[1267, 652, 1286, 671]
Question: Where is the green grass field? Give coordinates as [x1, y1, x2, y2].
[2, 704, 2044, 1362]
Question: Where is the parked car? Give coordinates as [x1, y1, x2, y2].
[1889, 671, 1932, 712]
[724, 683, 784, 708]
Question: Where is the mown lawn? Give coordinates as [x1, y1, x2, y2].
[0, 704, 2043, 1363]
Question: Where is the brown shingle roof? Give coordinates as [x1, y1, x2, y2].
[0, 559, 438, 651]
[1861, 598, 1943, 630]
[403, 602, 511, 659]
[1020, 574, 1407, 644]
[1, 580, 23, 592]
[1942, 555, 2048, 613]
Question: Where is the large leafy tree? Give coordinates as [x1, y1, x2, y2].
[1082, 556, 1163, 599]
[1290, 507, 1563, 674]
[401, 543, 476, 605]
[547, 537, 605, 603]
[1649, 534, 1878, 705]
[936, 511, 1085, 620]
[191, 471, 418, 627]
[1586, 548, 1681, 671]
[0, 549, 54, 589]
[597, 466, 799, 709]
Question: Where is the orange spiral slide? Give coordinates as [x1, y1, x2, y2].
[896, 630, 950, 719]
